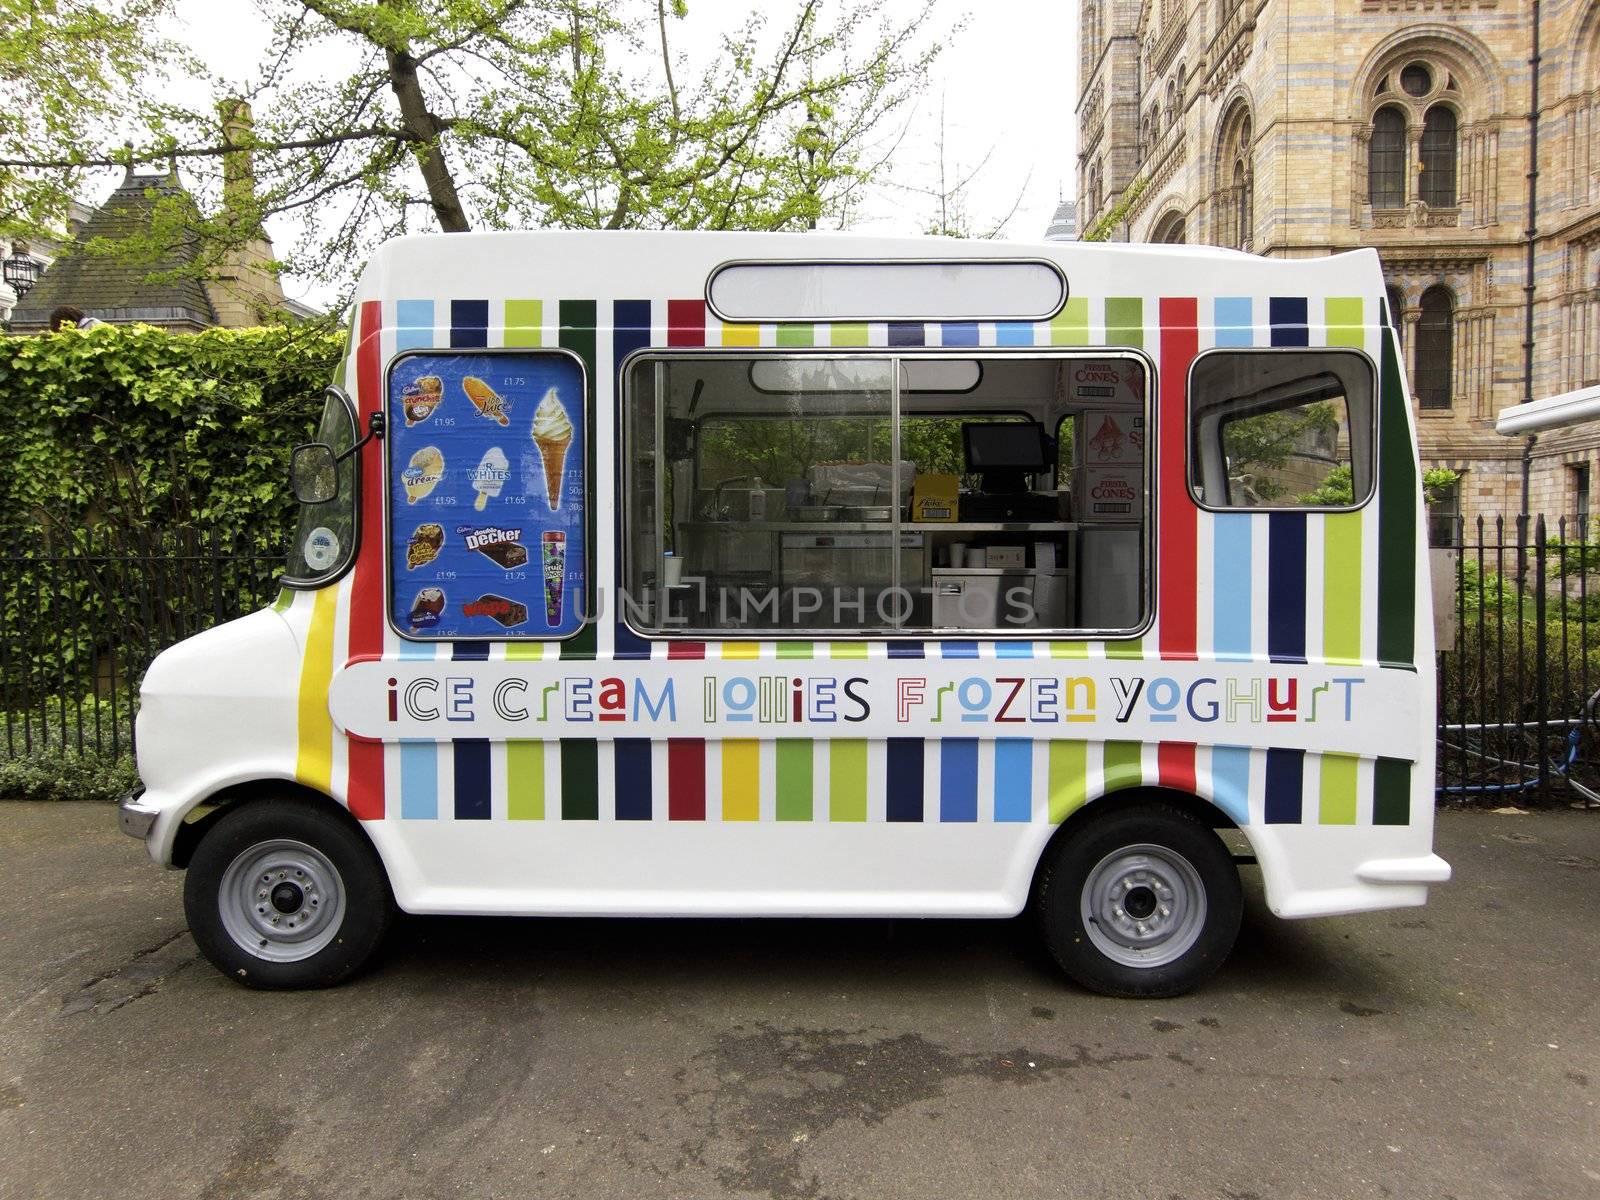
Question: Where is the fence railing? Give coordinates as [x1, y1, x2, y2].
[0, 526, 284, 763]
[1436, 514, 1599, 804]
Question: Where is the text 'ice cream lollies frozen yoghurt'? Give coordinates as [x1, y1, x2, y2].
[531, 388, 572, 511]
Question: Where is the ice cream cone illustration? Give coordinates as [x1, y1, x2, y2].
[469, 447, 510, 511]
[531, 387, 573, 512]
[463, 375, 511, 426]
[402, 446, 445, 504]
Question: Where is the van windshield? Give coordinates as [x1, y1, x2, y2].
[284, 388, 358, 585]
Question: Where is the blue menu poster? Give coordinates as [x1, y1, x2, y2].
[387, 352, 586, 639]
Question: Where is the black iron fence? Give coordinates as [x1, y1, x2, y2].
[0, 527, 284, 763]
[2, 517, 1598, 806]
[1436, 514, 1600, 805]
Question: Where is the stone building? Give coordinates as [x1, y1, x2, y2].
[1075, 0, 1600, 533]
[1046, 198, 1080, 241]
[9, 102, 312, 334]
[0, 202, 93, 324]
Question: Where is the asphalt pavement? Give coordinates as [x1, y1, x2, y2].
[1, 803, 1597, 1200]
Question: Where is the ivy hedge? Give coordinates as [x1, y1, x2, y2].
[1, 324, 343, 800]
[0, 323, 344, 545]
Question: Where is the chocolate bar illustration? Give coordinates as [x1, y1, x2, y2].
[461, 594, 528, 628]
[456, 524, 528, 568]
[477, 541, 527, 568]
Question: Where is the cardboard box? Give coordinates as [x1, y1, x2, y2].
[1082, 410, 1144, 465]
[986, 545, 1025, 569]
[1079, 466, 1142, 522]
[911, 473, 959, 522]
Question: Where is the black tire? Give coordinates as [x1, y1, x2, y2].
[184, 797, 394, 989]
[1033, 800, 1242, 998]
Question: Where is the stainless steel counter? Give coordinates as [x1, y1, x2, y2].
[678, 520, 1081, 533]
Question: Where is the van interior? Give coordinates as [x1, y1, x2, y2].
[623, 354, 1148, 635]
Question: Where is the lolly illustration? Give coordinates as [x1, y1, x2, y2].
[406, 523, 444, 570]
[542, 531, 566, 628]
[401, 446, 445, 504]
[531, 388, 573, 511]
[469, 447, 510, 512]
[463, 375, 511, 426]
[409, 586, 446, 631]
[402, 375, 444, 426]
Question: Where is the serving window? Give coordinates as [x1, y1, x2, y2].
[387, 349, 588, 640]
[621, 351, 1150, 637]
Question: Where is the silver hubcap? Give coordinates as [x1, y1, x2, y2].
[218, 839, 346, 963]
[1081, 843, 1206, 969]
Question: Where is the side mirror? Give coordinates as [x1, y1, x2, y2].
[291, 442, 340, 505]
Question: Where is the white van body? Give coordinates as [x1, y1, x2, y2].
[123, 232, 1448, 991]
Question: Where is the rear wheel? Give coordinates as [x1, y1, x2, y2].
[184, 798, 394, 989]
[1034, 800, 1242, 998]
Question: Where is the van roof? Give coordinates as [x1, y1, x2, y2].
[353, 230, 1386, 317]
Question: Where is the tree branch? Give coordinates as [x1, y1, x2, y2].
[657, 0, 680, 125]
[0, 127, 397, 169]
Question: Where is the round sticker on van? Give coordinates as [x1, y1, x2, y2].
[304, 526, 340, 571]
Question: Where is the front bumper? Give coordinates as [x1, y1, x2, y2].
[118, 789, 159, 841]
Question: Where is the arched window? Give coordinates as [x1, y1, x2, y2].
[1232, 158, 1252, 249]
[1216, 105, 1253, 251]
[1082, 1, 1100, 79]
[1370, 106, 1407, 208]
[1153, 211, 1186, 243]
[1166, 79, 1178, 129]
[1386, 285, 1406, 350]
[1088, 161, 1102, 220]
[1415, 286, 1454, 409]
[1419, 105, 1457, 207]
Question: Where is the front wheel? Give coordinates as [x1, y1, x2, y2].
[184, 797, 394, 989]
[1033, 800, 1242, 998]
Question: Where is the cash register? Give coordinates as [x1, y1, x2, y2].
[959, 421, 1058, 522]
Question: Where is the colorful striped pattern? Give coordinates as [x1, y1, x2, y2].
[366, 736, 1407, 828]
[285, 291, 1416, 832]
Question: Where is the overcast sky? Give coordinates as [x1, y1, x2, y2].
[155, 0, 1077, 306]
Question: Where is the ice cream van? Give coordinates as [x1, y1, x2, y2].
[119, 232, 1449, 997]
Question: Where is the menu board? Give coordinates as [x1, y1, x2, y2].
[388, 351, 586, 639]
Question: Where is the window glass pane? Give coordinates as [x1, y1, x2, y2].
[627, 355, 896, 633]
[1190, 351, 1374, 509]
[285, 389, 357, 583]
[1415, 288, 1454, 410]
[1420, 106, 1457, 207]
[387, 351, 587, 638]
[1427, 475, 1461, 547]
[1370, 107, 1406, 208]
[624, 354, 1150, 636]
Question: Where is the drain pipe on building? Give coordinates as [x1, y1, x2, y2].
[1521, 0, 1541, 534]
[1516, 0, 1541, 588]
